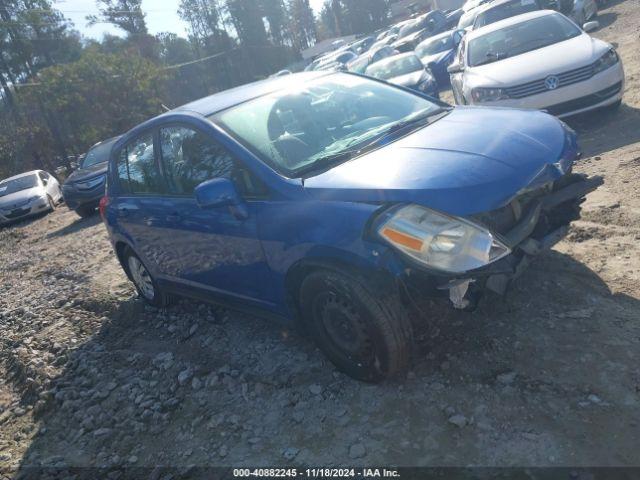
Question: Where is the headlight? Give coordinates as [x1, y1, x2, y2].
[378, 204, 510, 273]
[471, 87, 510, 103]
[29, 195, 43, 202]
[593, 49, 618, 74]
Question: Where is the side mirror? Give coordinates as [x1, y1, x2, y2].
[447, 63, 463, 74]
[195, 178, 248, 219]
[583, 21, 599, 32]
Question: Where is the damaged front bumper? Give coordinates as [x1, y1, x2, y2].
[401, 173, 603, 309]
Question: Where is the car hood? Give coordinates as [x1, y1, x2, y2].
[0, 187, 43, 209]
[303, 107, 576, 216]
[388, 69, 426, 87]
[65, 162, 108, 184]
[420, 50, 453, 66]
[467, 34, 609, 87]
[394, 30, 423, 46]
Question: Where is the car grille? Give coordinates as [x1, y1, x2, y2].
[544, 82, 622, 116]
[504, 63, 595, 99]
[472, 181, 557, 236]
[76, 175, 105, 191]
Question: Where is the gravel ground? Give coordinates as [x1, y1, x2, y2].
[1, 1, 640, 476]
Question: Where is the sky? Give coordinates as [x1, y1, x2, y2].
[58, 0, 326, 40]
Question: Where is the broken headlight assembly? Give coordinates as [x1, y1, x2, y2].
[378, 204, 511, 274]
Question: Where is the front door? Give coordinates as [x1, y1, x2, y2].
[156, 125, 275, 306]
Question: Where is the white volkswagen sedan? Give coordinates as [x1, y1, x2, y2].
[449, 10, 624, 117]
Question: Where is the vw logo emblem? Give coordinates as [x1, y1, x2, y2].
[545, 75, 560, 90]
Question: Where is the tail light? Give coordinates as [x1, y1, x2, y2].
[99, 195, 110, 219]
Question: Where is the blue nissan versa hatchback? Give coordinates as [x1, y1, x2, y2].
[102, 71, 602, 382]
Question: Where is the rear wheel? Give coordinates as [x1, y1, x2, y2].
[75, 204, 96, 218]
[123, 248, 173, 307]
[299, 270, 413, 382]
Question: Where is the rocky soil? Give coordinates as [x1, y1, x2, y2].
[1, 0, 640, 477]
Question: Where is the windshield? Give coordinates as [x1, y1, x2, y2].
[211, 74, 446, 177]
[0, 174, 39, 197]
[474, 0, 540, 28]
[348, 56, 370, 74]
[398, 20, 420, 39]
[468, 13, 581, 66]
[416, 34, 454, 57]
[365, 54, 423, 80]
[82, 138, 117, 168]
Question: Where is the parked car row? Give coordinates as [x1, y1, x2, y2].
[0, 135, 122, 227]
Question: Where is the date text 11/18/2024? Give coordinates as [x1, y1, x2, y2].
[232, 468, 401, 478]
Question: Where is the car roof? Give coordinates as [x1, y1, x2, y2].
[473, 0, 542, 18]
[467, 9, 556, 38]
[174, 71, 330, 116]
[0, 170, 41, 183]
[368, 52, 419, 69]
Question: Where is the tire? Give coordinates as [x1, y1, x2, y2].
[123, 248, 173, 308]
[47, 195, 56, 212]
[299, 269, 413, 383]
[75, 204, 96, 218]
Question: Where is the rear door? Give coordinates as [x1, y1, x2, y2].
[113, 130, 170, 273]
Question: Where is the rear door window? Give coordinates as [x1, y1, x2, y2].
[116, 132, 164, 194]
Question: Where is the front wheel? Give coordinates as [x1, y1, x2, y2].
[47, 195, 56, 212]
[123, 248, 173, 308]
[299, 270, 413, 382]
[75, 204, 96, 218]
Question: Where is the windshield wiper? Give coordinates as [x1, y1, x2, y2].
[298, 108, 450, 178]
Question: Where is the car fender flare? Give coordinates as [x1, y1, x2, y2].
[283, 254, 400, 327]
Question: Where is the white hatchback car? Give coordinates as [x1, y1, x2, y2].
[449, 10, 624, 117]
[0, 170, 63, 225]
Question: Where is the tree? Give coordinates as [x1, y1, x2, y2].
[177, 0, 232, 54]
[317, 0, 389, 38]
[156, 33, 194, 66]
[0, 49, 168, 176]
[262, 0, 289, 46]
[0, 0, 82, 164]
[88, 0, 148, 36]
[224, 0, 269, 46]
[288, 0, 316, 50]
